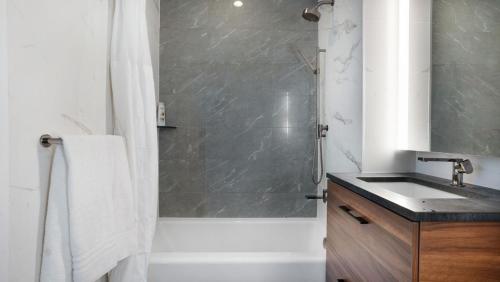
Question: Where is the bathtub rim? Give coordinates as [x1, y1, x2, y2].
[156, 217, 324, 223]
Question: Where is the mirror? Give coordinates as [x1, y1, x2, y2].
[430, 0, 500, 156]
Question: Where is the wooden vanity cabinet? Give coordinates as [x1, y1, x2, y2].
[326, 181, 500, 282]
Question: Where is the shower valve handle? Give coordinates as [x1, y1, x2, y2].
[317, 124, 329, 138]
[305, 189, 327, 203]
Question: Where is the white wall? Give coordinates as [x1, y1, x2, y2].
[0, 0, 9, 280]
[320, 0, 363, 173]
[7, 0, 110, 281]
[362, 0, 415, 172]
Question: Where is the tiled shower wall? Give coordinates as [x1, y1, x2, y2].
[159, 0, 318, 217]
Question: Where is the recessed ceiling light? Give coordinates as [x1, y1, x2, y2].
[233, 1, 243, 8]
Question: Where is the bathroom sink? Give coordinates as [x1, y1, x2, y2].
[358, 177, 465, 199]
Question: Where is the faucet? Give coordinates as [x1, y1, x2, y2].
[417, 157, 474, 187]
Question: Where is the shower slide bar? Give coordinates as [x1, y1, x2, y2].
[39, 134, 62, 148]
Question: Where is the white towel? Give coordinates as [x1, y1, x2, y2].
[41, 135, 138, 282]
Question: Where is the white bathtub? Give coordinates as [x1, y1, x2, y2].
[148, 218, 326, 282]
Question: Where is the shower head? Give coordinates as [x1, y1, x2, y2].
[302, 0, 334, 22]
[302, 7, 321, 22]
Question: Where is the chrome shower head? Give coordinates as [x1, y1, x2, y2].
[302, 7, 321, 22]
[302, 0, 334, 22]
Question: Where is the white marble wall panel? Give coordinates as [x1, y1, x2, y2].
[320, 0, 363, 173]
[7, 0, 110, 280]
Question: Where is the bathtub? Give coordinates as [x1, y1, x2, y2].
[148, 218, 326, 282]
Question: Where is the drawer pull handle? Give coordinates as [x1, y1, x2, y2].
[339, 205, 369, 224]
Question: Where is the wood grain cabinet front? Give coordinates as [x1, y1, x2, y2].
[326, 181, 419, 282]
[326, 180, 500, 282]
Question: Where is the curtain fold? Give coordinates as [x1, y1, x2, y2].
[109, 0, 158, 281]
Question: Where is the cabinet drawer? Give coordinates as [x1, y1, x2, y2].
[326, 181, 419, 282]
[419, 222, 500, 282]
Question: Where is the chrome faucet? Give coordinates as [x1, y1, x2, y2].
[417, 157, 474, 187]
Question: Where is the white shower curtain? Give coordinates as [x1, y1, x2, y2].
[108, 0, 158, 281]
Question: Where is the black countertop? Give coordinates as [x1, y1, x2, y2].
[327, 172, 500, 222]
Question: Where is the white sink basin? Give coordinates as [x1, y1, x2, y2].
[374, 182, 465, 199]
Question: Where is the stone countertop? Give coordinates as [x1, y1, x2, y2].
[327, 172, 500, 222]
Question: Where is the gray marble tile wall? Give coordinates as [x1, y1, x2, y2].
[159, 0, 318, 217]
[431, 0, 500, 156]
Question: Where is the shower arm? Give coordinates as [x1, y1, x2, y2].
[314, 0, 334, 8]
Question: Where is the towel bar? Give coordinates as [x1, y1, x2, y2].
[40, 134, 62, 147]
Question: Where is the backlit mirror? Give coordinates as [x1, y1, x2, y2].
[430, 0, 500, 156]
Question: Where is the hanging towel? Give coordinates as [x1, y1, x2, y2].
[109, 0, 159, 280]
[40, 135, 138, 282]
